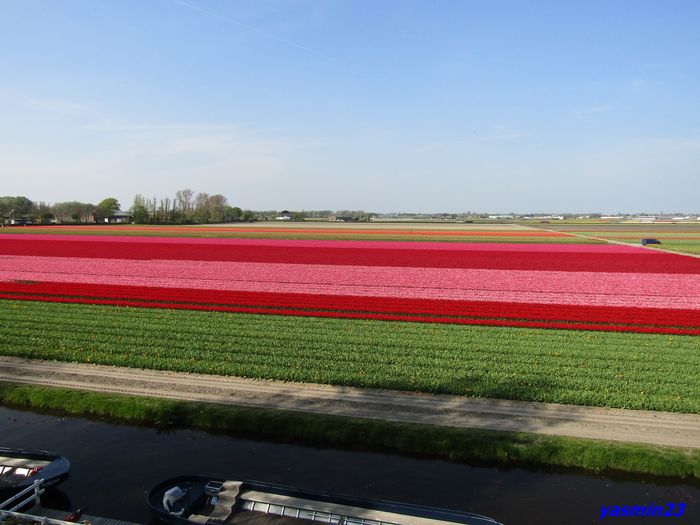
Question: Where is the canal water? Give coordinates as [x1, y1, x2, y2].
[1, 407, 698, 525]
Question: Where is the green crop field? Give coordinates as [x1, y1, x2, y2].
[1, 300, 698, 413]
[539, 223, 700, 255]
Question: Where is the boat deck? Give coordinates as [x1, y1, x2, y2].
[227, 509, 317, 525]
[33, 506, 318, 525]
[31, 506, 142, 525]
[0, 456, 51, 469]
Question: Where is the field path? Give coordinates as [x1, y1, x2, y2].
[2, 356, 699, 449]
[535, 227, 700, 259]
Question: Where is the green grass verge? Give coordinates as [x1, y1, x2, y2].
[538, 227, 700, 255]
[652, 243, 700, 255]
[1, 382, 698, 481]
[1, 300, 698, 413]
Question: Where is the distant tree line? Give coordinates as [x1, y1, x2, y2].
[1, 193, 374, 225]
[0, 192, 257, 225]
[131, 189, 256, 224]
[0, 195, 121, 224]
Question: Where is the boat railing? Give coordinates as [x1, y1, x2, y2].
[240, 499, 401, 525]
[0, 508, 77, 525]
[0, 478, 45, 512]
[0, 478, 76, 525]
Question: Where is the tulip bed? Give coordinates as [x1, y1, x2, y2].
[1, 235, 697, 272]
[1, 234, 699, 335]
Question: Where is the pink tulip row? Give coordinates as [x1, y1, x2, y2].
[2, 255, 699, 310]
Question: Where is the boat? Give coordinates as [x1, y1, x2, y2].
[147, 475, 503, 525]
[0, 447, 70, 497]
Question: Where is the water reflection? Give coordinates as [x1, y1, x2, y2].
[2, 407, 698, 525]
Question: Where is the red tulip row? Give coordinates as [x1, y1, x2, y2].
[2, 280, 698, 335]
[3, 293, 699, 335]
[3, 237, 699, 273]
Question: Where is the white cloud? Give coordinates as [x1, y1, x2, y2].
[571, 104, 616, 121]
[0, 90, 98, 117]
[21, 96, 96, 115]
[413, 132, 530, 153]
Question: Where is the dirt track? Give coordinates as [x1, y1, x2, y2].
[1, 356, 698, 449]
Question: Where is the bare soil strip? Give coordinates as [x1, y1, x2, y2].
[1, 356, 698, 449]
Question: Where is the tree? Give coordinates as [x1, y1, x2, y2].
[193, 192, 211, 223]
[149, 197, 157, 222]
[159, 197, 172, 223]
[225, 206, 243, 222]
[31, 201, 54, 224]
[52, 201, 95, 222]
[132, 194, 149, 224]
[175, 189, 194, 223]
[241, 209, 256, 221]
[208, 194, 228, 223]
[95, 197, 120, 223]
[0, 196, 33, 220]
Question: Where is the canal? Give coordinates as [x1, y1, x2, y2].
[2, 406, 698, 525]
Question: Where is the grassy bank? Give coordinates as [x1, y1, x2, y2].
[541, 225, 700, 255]
[1, 300, 699, 413]
[1, 382, 698, 481]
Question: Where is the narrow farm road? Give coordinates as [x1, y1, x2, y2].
[535, 227, 700, 258]
[1, 356, 699, 449]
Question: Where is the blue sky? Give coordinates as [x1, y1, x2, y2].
[1, 0, 698, 213]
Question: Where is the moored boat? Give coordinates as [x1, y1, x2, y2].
[0, 447, 70, 497]
[147, 475, 503, 525]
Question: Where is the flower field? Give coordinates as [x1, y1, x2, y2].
[1, 233, 699, 335]
[1, 228, 699, 412]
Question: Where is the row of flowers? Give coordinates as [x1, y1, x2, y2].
[2, 292, 698, 336]
[1, 234, 698, 335]
[0, 233, 647, 252]
[3, 236, 698, 273]
[1, 256, 699, 309]
[1, 281, 698, 329]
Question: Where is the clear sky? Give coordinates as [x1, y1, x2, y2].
[1, 0, 698, 213]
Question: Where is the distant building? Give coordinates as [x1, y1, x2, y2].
[108, 211, 133, 224]
[8, 218, 33, 226]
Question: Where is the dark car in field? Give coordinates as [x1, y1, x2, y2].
[641, 238, 662, 245]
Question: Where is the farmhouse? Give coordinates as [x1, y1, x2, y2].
[107, 211, 133, 224]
